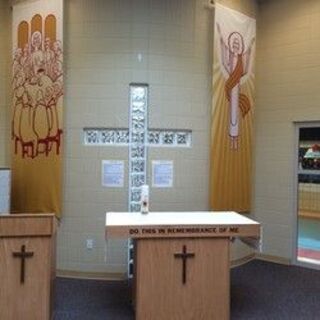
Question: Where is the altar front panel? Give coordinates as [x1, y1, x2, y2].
[135, 238, 230, 320]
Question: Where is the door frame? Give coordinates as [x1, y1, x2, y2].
[293, 122, 320, 270]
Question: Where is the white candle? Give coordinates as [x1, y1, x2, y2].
[141, 185, 149, 214]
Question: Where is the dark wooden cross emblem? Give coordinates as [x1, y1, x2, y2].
[12, 245, 34, 284]
[174, 245, 195, 285]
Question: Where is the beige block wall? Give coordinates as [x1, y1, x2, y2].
[218, 0, 256, 17]
[0, 0, 257, 274]
[254, 0, 320, 260]
[0, 0, 10, 167]
[59, 0, 213, 274]
[58, 0, 257, 274]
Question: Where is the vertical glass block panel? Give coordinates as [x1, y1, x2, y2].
[131, 174, 145, 187]
[132, 101, 145, 112]
[131, 188, 141, 202]
[131, 146, 145, 158]
[130, 202, 141, 212]
[132, 160, 145, 173]
[162, 131, 175, 145]
[131, 132, 145, 144]
[129, 83, 148, 278]
[132, 87, 146, 101]
[132, 117, 145, 131]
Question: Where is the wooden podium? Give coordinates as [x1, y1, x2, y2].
[106, 211, 260, 320]
[0, 214, 58, 320]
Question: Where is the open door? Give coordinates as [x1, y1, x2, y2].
[296, 125, 320, 268]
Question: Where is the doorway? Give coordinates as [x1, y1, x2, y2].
[296, 125, 320, 267]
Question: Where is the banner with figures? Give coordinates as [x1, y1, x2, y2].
[11, 0, 63, 217]
[209, 4, 256, 212]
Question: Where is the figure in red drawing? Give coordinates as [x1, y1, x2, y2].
[12, 14, 63, 159]
[44, 37, 54, 77]
[217, 24, 255, 150]
[31, 31, 44, 76]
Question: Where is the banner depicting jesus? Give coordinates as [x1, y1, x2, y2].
[209, 4, 256, 212]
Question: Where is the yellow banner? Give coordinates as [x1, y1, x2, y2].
[210, 4, 256, 212]
[11, 0, 63, 217]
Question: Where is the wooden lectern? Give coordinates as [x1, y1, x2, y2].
[0, 214, 57, 320]
[106, 211, 260, 320]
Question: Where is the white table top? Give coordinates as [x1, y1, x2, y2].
[106, 211, 259, 227]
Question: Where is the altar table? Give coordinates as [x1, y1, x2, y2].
[105, 211, 260, 320]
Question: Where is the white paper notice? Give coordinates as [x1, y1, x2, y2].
[152, 161, 173, 188]
[102, 161, 124, 187]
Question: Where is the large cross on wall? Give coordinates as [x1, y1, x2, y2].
[84, 83, 192, 213]
[83, 83, 192, 277]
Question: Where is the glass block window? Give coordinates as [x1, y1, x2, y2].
[84, 129, 192, 147]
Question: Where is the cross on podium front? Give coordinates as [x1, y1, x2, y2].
[174, 245, 195, 285]
[12, 244, 34, 284]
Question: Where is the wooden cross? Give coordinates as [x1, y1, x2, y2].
[12, 244, 34, 284]
[174, 245, 195, 285]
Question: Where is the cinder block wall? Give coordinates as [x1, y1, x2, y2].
[59, 0, 213, 274]
[254, 0, 320, 260]
[59, 0, 257, 274]
[0, 0, 256, 275]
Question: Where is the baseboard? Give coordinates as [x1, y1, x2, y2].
[230, 253, 256, 268]
[56, 269, 127, 281]
[256, 253, 291, 265]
